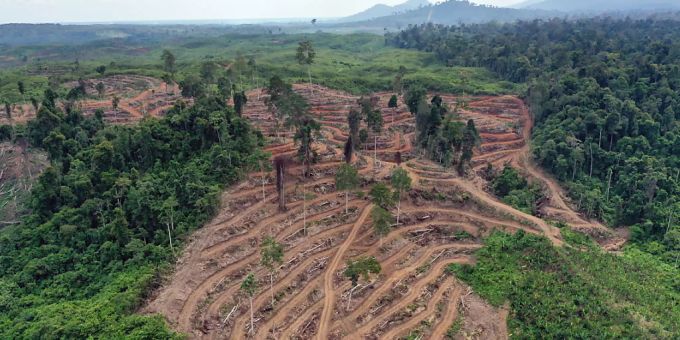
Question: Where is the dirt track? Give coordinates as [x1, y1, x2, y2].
[143, 84, 621, 339]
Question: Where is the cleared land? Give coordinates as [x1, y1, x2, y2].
[0, 142, 48, 224]
[0, 75, 181, 125]
[143, 83, 621, 339]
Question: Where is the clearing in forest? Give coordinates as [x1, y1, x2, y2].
[0, 75, 181, 125]
[143, 83, 620, 339]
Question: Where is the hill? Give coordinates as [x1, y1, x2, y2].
[516, 0, 680, 12]
[340, 0, 431, 22]
[346, 0, 555, 29]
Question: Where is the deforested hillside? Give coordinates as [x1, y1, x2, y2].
[0, 19, 678, 340]
[340, 0, 431, 23]
[388, 18, 680, 269]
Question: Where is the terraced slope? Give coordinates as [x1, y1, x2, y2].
[0, 75, 181, 125]
[144, 84, 620, 339]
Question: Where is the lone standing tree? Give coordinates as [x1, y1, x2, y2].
[112, 96, 120, 118]
[335, 163, 360, 214]
[388, 95, 398, 109]
[371, 205, 394, 246]
[347, 109, 362, 150]
[294, 116, 320, 177]
[344, 136, 354, 164]
[296, 40, 316, 95]
[17, 81, 26, 104]
[391, 167, 412, 225]
[362, 100, 384, 171]
[240, 273, 258, 334]
[260, 236, 284, 306]
[274, 156, 289, 211]
[161, 50, 176, 77]
[388, 94, 399, 124]
[369, 183, 394, 210]
[343, 256, 381, 310]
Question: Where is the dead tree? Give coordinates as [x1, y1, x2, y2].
[344, 136, 354, 164]
[274, 156, 290, 211]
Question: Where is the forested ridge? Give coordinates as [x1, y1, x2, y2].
[388, 18, 680, 264]
[0, 91, 266, 337]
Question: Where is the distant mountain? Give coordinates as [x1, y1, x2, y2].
[516, 0, 680, 12]
[341, 0, 431, 22]
[510, 0, 545, 9]
[346, 0, 555, 28]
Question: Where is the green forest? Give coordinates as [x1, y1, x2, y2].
[388, 18, 680, 266]
[0, 14, 679, 339]
[0, 88, 266, 337]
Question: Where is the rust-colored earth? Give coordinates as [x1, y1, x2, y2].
[142, 84, 623, 339]
[0, 75, 182, 125]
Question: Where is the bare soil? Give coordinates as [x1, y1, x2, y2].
[0, 75, 181, 125]
[142, 84, 624, 339]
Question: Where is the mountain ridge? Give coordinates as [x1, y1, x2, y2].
[344, 0, 556, 28]
[340, 0, 431, 22]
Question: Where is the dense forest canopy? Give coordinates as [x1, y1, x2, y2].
[0, 90, 266, 337]
[387, 18, 680, 264]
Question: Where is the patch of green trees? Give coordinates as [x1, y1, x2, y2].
[389, 18, 680, 265]
[0, 84, 266, 337]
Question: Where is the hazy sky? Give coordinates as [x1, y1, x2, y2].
[0, 0, 522, 24]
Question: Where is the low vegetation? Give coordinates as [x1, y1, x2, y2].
[491, 166, 544, 215]
[449, 231, 680, 338]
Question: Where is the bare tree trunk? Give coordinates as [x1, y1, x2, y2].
[345, 191, 349, 214]
[276, 160, 286, 211]
[270, 272, 275, 306]
[261, 161, 266, 203]
[166, 223, 175, 257]
[249, 296, 254, 334]
[308, 66, 313, 96]
[374, 135, 378, 174]
[605, 168, 613, 202]
[589, 143, 594, 178]
[396, 191, 402, 225]
[598, 128, 602, 148]
[346, 288, 353, 311]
